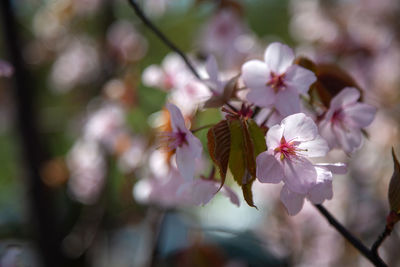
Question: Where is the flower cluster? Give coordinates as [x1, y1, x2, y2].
[136, 41, 376, 215]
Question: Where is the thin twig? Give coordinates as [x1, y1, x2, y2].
[314, 204, 387, 267]
[127, 0, 201, 79]
[371, 226, 391, 257]
[191, 123, 215, 133]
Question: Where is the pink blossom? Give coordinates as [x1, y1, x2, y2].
[319, 87, 376, 153]
[241, 42, 316, 116]
[256, 113, 346, 215]
[0, 59, 13, 77]
[200, 9, 251, 69]
[162, 103, 203, 180]
[142, 53, 188, 91]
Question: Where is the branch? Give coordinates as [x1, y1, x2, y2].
[127, 0, 201, 80]
[314, 204, 387, 267]
[371, 226, 391, 257]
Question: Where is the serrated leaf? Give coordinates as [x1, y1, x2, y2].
[389, 148, 400, 214]
[242, 179, 257, 209]
[207, 120, 231, 190]
[228, 119, 247, 185]
[247, 119, 267, 155]
[227, 118, 267, 208]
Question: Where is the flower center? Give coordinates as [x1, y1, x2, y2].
[267, 72, 286, 93]
[160, 128, 188, 151]
[274, 136, 305, 161]
[331, 109, 344, 124]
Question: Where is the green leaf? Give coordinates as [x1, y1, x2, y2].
[207, 120, 231, 190]
[242, 180, 257, 209]
[228, 119, 247, 185]
[247, 119, 267, 156]
[227, 118, 267, 208]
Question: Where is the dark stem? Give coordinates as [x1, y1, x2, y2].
[371, 226, 391, 257]
[314, 204, 387, 267]
[0, 1, 66, 266]
[127, 0, 201, 79]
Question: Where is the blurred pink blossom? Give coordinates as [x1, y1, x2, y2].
[200, 9, 254, 70]
[241, 42, 316, 116]
[162, 103, 203, 180]
[319, 87, 376, 154]
[0, 59, 14, 77]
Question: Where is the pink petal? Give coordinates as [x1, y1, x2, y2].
[297, 135, 329, 158]
[221, 185, 240, 206]
[282, 113, 318, 142]
[333, 124, 362, 153]
[329, 87, 360, 110]
[307, 167, 333, 204]
[280, 185, 305, 216]
[205, 55, 219, 83]
[142, 65, 164, 88]
[176, 143, 197, 181]
[282, 157, 317, 194]
[256, 152, 284, 184]
[266, 124, 284, 149]
[0, 59, 14, 78]
[274, 88, 301, 116]
[343, 103, 376, 128]
[246, 86, 276, 108]
[241, 60, 270, 89]
[318, 119, 338, 149]
[314, 163, 347, 174]
[166, 103, 187, 132]
[179, 179, 218, 206]
[285, 65, 316, 95]
[264, 42, 295, 74]
[175, 132, 202, 180]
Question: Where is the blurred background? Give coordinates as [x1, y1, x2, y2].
[0, 0, 400, 266]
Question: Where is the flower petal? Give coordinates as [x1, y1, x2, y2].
[282, 113, 318, 142]
[246, 86, 276, 108]
[318, 119, 338, 149]
[266, 124, 284, 149]
[241, 60, 270, 89]
[297, 135, 329, 158]
[179, 179, 218, 206]
[329, 87, 360, 110]
[166, 103, 187, 132]
[221, 185, 240, 206]
[256, 152, 284, 184]
[274, 89, 301, 116]
[205, 55, 219, 83]
[314, 163, 347, 174]
[176, 133, 203, 181]
[264, 42, 295, 74]
[282, 157, 317, 194]
[280, 185, 305, 216]
[285, 65, 316, 95]
[343, 103, 376, 128]
[307, 167, 333, 204]
[333, 124, 362, 153]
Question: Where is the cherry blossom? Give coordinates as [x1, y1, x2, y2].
[256, 113, 346, 215]
[0, 59, 13, 77]
[241, 42, 316, 116]
[142, 53, 210, 115]
[161, 103, 203, 180]
[319, 87, 376, 154]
